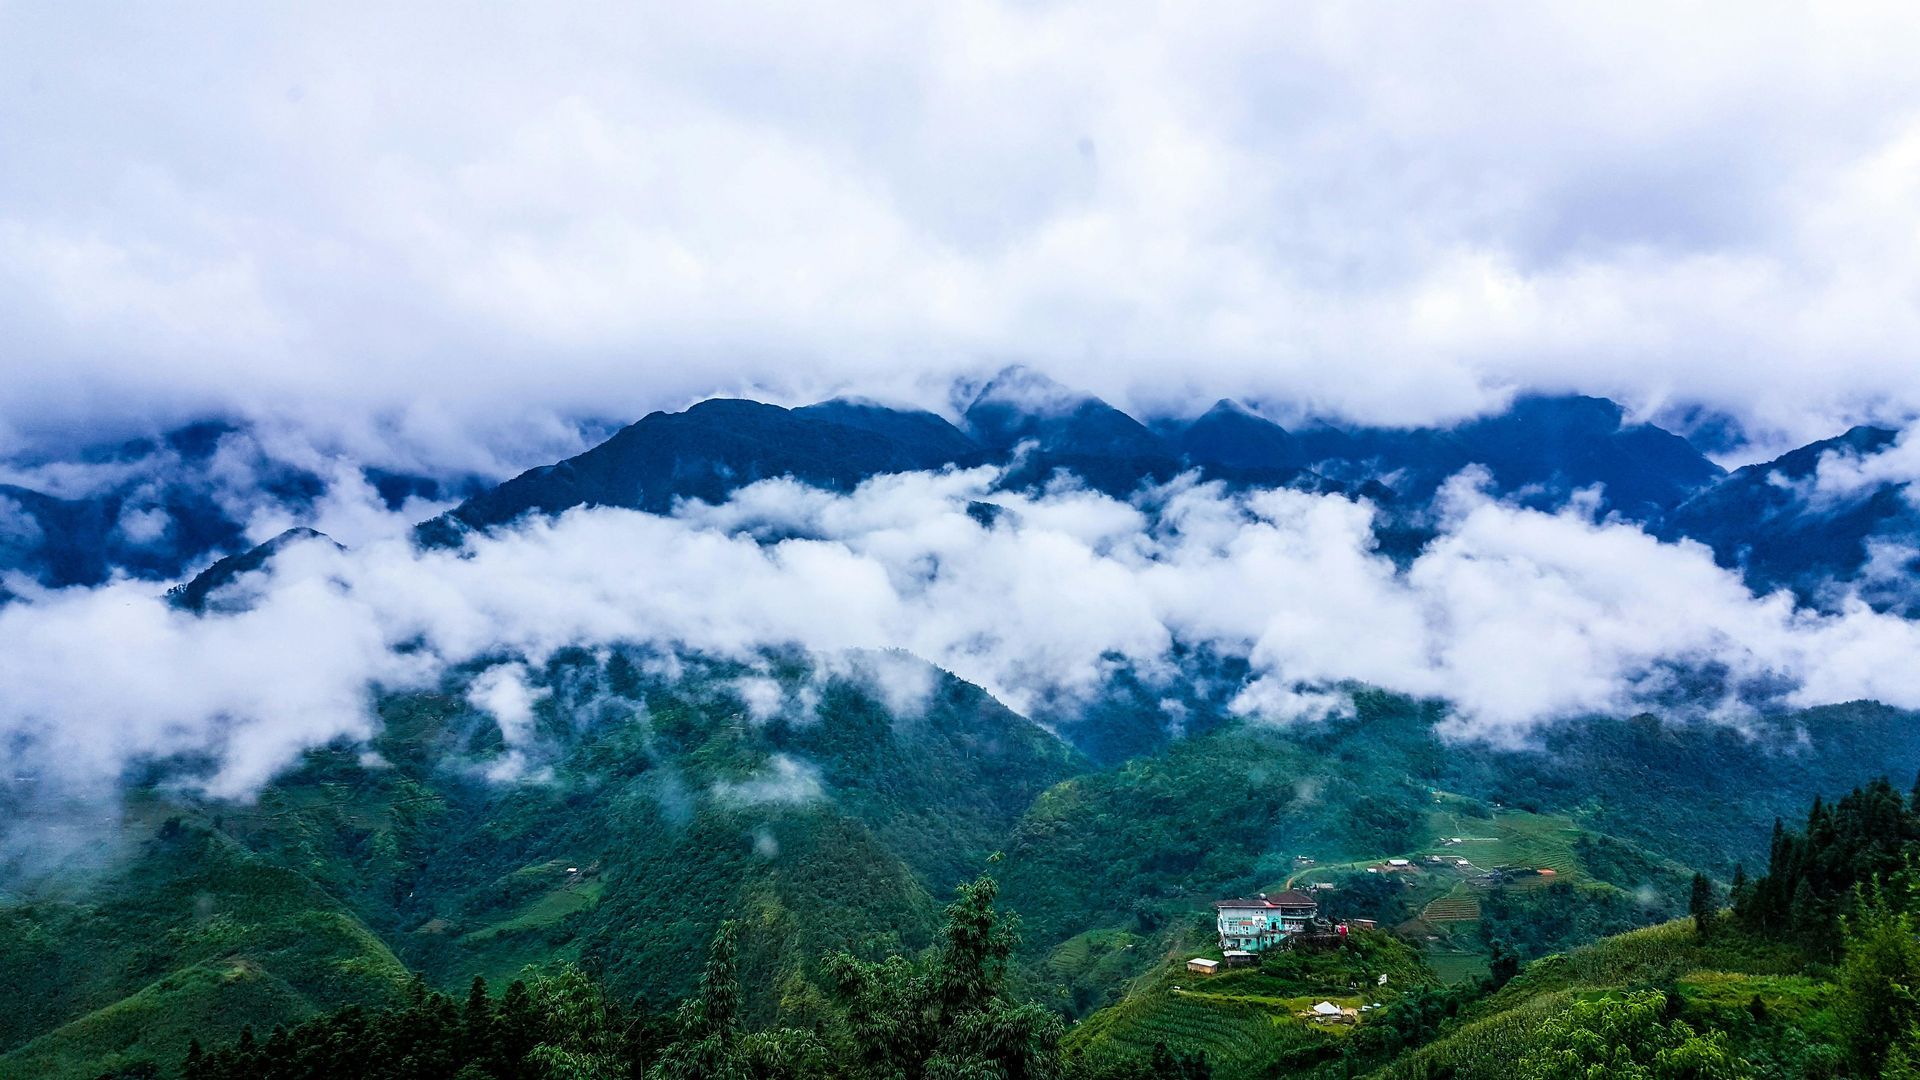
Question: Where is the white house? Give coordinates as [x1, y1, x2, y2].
[1213, 891, 1319, 952]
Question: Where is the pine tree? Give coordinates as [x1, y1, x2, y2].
[497, 979, 538, 1080]
[464, 975, 497, 1066]
[1690, 872, 1715, 939]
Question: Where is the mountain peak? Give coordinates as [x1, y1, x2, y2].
[1178, 399, 1301, 471]
[965, 365, 1094, 418]
[961, 367, 1165, 460]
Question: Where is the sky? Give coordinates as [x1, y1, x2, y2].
[6, 2, 1920, 459]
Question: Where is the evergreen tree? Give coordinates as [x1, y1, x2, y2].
[824, 873, 1063, 1079]
[1487, 939, 1520, 989]
[1689, 872, 1715, 938]
[464, 975, 498, 1070]
[649, 921, 824, 1080]
[497, 979, 539, 1080]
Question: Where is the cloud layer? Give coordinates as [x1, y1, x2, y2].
[6, 3, 1920, 450]
[6, 467, 1920, 822]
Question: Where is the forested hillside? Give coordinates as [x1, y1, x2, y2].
[8, 643, 1920, 1078]
[125, 776, 1920, 1079]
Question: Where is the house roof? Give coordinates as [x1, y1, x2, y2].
[1213, 890, 1319, 910]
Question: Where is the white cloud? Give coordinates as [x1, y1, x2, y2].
[3, 4, 1920, 447]
[467, 661, 553, 782]
[828, 650, 939, 721]
[1812, 423, 1920, 508]
[0, 496, 43, 547]
[114, 505, 172, 546]
[711, 754, 825, 807]
[7, 465, 1920, 828]
[729, 676, 788, 724]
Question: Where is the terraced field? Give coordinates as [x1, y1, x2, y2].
[1487, 816, 1580, 875]
[1064, 969, 1339, 1079]
[1419, 892, 1482, 922]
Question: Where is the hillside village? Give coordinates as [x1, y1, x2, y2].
[1164, 809, 1602, 1039]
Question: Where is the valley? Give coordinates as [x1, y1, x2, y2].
[5, 379, 1920, 1078]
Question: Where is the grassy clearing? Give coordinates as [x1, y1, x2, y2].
[1424, 948, 1488, 985]
[463, 880, 605, 943]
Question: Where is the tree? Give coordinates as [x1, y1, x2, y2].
[823, 873, 1063, 1079]
[1837, 882, 1920, 1076]
[521, 966, 630, 1080]
[649, 922, 824, 1080]
[1486, 939, 1520, 990]
[1689, 872, 1715, 939]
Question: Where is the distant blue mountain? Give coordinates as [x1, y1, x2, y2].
[418, 378, 1733, 548]
[1174, 399, 1304, 471]
[0, 420, 470, 594]
[1271, 393, 1726, 519]
[792, 398, 985, 462]
[30, 373, 1909, 617]
[416, 398, 982, 545]
[1660, 425, 1920, 610]
[166, 527, 341, 613]
[0, 421, 323, 589]
[963, 366, 1168, 459]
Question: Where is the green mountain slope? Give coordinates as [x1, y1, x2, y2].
[9, 654, 1920, 1079]
[1367, 919, 1831, 1079]
[0, 828, 411, 1080]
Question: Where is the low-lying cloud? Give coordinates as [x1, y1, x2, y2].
[1812, 422, 1920, 508]
[6, 466, 1920, 832]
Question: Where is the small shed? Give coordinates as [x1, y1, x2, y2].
[1186, 958, 1220, 976]
[1222, 949, 1256, 969]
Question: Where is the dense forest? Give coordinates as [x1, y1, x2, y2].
[15, 643, 1920, 1080]
[151, 774, 1920, 1079]
[171, 876, 1160, 1080]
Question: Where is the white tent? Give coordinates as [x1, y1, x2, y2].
[1312, 1001, 1341, 1016]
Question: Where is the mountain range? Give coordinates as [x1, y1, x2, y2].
[6, 368, 1913, 615]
